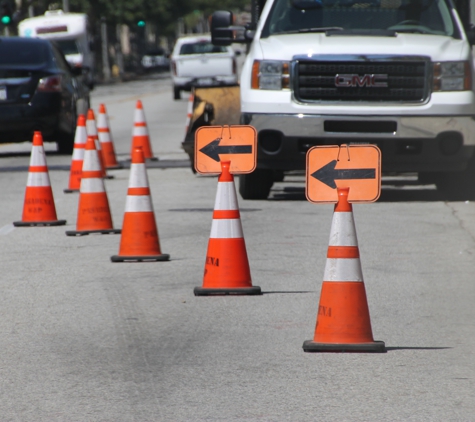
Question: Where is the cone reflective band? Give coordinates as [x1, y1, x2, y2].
[111, 147, 169, 262]
[97, 103, 121, 169]
[64, 114, 87, 193]
[303, 188, 385, 353]
[65, 136, 121, 236]
[86, 108, 107, 177]
[130, 100, 156, 160]
[14, 132, 66, 227]
[194, 161, 261, 296]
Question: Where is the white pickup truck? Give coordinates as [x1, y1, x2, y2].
[210, 0, 475, 200]
[171, 34, 238, 100]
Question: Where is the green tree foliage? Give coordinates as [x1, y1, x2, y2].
[33, 0, 250, 36]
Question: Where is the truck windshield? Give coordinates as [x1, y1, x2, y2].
[56, 40, 80, 55]
[180, 42, 228, 55]
[261, 0, 458, 37]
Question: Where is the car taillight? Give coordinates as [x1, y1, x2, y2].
[37, 75, 62, 92]
[171, 61, 177, 76]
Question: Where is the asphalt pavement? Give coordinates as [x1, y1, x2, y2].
[0, 75, 474, 421]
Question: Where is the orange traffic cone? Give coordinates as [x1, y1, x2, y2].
[64, 114, 87, 193]
[194, 161, 261, 296]
[184, 92, 194, 135]
[86, 108, 108, 178]
[130, 100, 157, 161]
[97, 103, 121, 169]
[111, 147, 169, 262]
[303, 188, 385, 353]
[13, 131, 66, 227]
[65, 136, 121, 236]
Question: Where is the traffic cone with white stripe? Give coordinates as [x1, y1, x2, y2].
[130, 100, 157, 161]
[303, 188, 385, 353]
[13, 132, 66, 227]
[97, 103, 121, 169]
[64, 114, 87, 193]
[65, 136, 121, 236]
[111, 147, 169, 262]
[194, 160, 261, 296]
[86, 109, 108, 178]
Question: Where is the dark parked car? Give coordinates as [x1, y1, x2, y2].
[0, 36, 90, 154]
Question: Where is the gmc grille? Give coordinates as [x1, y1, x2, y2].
[295, 60, 427, 103]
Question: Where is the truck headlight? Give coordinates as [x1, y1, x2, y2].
[251, 60, 290, 90]
[433, 61, 471, 91]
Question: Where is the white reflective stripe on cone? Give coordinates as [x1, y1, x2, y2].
[134, 109, 146, 123]
[210, 219, 243, 239]
[214, 182, 239, 211]
[328, 212, 358, 247]
[83, 150, 102, 171]
[74, 128, 87, 145]
[129, 163, 149, 188]
[30, 146, 47, 166]
[72, 147, 85, 160]
[80, 178, 105, 193]
[323, 258, 364, 282]
[86, 121, 97, 136]
[98, 131, 111, 143]
[27, 172, 50, 187]
[132, 126, 148, 136]
[125, 195, 153, 212]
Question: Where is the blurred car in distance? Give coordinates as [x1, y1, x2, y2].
[0, 36, 90, 154]
[141, 47, 170, 72]
[170, 34, 238, 99]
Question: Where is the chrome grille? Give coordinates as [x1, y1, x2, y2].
[295, 60, 428, 103]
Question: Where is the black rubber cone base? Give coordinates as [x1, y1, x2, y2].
[106, 163, 123, 170]
[14, 219, 66, 227]
[194, 286, 262, 296]
[66, 228, 121, 236]
[303, 340, 386, 353]
[63, 188, 79, 193]
[111, 254, 170, 262]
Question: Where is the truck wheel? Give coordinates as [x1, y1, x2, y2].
[56, 131, 75, 155]
[238, 169, 274, 200]
[435, 155, 475, 200]
[173, 86, 181, 100]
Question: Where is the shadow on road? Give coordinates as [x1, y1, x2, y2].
[268, 177, 457, 202]
[385, 346, 452, 351]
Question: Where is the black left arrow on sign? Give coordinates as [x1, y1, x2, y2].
[311, 160, 375, 189]
[199, 138, 253, 162]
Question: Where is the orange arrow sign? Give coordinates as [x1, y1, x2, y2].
[306, 145, 381, 203]
[195, 125, 257, 174]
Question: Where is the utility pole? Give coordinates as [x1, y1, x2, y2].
[101, 17, 111, 83]
[62, 0, 69, 12]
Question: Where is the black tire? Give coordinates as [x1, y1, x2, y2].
[56, 131, 75, 154]
[238, 169, 274, 200]
[173, 86, 181, 100]
[435, 155, 475, 200]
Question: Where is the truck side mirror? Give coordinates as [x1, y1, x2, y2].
[211, 10, 234, 46]
[466, 27, 475, 45]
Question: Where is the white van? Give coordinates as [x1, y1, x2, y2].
[18, 10, 95, 89]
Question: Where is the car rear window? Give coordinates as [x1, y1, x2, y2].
[179, 42, 228, 55]
[0, 41, 50, 66]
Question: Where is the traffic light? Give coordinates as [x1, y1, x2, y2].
[0, 0, 13, 26]
[137, 20, 145, 27]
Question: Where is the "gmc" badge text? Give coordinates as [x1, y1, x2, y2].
[335, 74, 388, 88]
